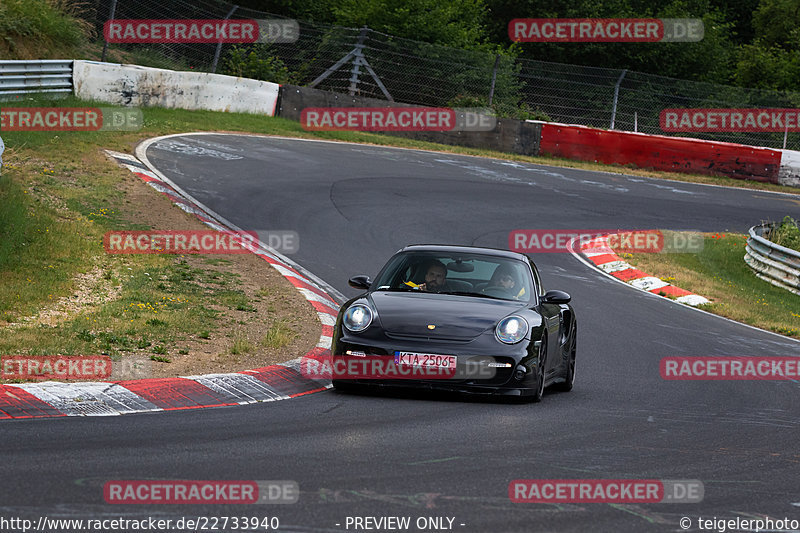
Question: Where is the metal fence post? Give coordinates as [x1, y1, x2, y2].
[784, 120, 789, 149]
[211, 5, 239, 73]
[610, 69, 627, 130]
[100, 0, 119, 62]
[308, 26, 392, 100]
[349, 27, 368, 96]
[488, 54, 500, 105]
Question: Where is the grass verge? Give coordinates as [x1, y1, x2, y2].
[0, 0, 94, 59]
[0, 97, 328, 381]
[617, 233, 800, 338]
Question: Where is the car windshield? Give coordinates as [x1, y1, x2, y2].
[373, 251, 533, 301]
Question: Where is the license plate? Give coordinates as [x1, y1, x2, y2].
[394, 351, 457, 369]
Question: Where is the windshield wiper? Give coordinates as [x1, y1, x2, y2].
[442, 291, 504, 300]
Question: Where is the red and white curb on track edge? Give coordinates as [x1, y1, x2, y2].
[576, 234, 710, 306]
[0, 149, 338, 420]
[571, 234, 800, 346]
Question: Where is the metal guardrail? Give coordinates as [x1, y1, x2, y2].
[744, 223, 800, 295]
[0, 60, 73, 98]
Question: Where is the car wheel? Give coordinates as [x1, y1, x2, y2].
[531, 337, 546, 403]
[555, 324, 576, 392]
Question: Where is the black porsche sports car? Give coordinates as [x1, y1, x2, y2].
[331, 245, 577, 401]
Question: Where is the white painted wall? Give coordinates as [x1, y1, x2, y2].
[73, 60, 279, 116]
[778, 149, 800, 188]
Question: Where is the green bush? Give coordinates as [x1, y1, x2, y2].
[447, 94, 489, 108]
[447, 94, 552, 122]
[767, 216, 800, 252]
[220, 45, 294, 84]
[493, 101, 552, 122]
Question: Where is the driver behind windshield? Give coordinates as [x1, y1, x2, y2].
[416, 260, 450, 292]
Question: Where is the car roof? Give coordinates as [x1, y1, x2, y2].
[398, 244, 530, 262]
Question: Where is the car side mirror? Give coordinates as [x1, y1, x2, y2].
[542, 289, 571, 304]
[348, 275, 372, 290]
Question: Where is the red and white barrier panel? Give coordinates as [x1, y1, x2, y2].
[535, 122, 783, 184]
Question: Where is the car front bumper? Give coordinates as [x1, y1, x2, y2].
[332, 331, 540, 394]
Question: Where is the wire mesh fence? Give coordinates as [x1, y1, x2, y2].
[89, 0, 800, 150]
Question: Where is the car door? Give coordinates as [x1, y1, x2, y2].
[530, 260, 561, 377]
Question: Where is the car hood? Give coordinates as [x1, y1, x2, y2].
[368, 291, 526, 341]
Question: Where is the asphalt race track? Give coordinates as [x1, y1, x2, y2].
[4, 134, 800, 533]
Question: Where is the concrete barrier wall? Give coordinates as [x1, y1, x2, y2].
[278, 84, 541, 155]
[535, 122, 783, 184]
[73, 61, 280, 116]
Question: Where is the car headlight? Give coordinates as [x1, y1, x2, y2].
[495, 315, 529, 344]
[343, 304, 373, 332]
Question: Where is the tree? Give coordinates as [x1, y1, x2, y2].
[484, 0, 737, 83]
[734, 0, 800, 91]
[330, 0, 492, 49]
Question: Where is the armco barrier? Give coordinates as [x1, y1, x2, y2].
[73, 61, 279, 116]
[0, 60, 73, 98]
[535, 121, 782, 183]
[278, 84, 542, 155]
[745, 223, 800, 295]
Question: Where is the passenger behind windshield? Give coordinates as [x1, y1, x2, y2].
[482, 263, 525, 299]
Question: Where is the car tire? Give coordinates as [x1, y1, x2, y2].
[554, 324, 576, 392]
[531, 337, 546, 403]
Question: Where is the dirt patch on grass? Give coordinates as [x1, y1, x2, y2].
[145, 253, 320, 378]
[6, 266, 121, 328]
[112, 151, 321, 378]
